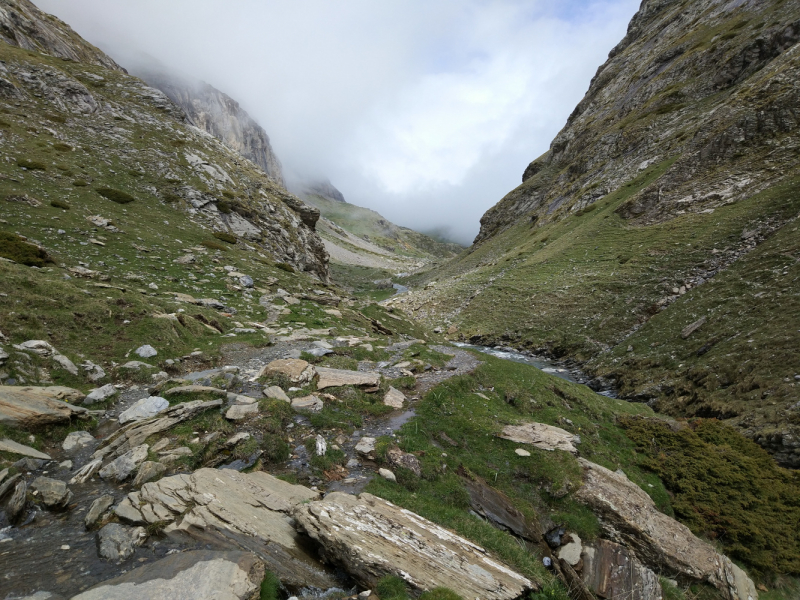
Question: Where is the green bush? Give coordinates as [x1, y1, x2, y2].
[276, 262, 295, 273]
[16, 158, 46, 170]
[376, 575, 408, 599]
[0, 232, 53, 267]
[200, 240, 229, 252]
[72, 179, 88, 187]
[216, 200, 232, 214]
[50, 199, 70, 210]
[419, 589, 463, 600]
[96, 187, 135, 204]
[259, 571, 280, 600]
[162, 192, 181, 203]
[212, 231, 237, 244]
[621, 417, 800, 575]
[53, 142, 72, 152]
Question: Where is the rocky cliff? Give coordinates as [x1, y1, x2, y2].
[139, 70, 287, 188]
[0, 0, 327, 280]
[393, 0, 800, 467]
[476, 0, 800, 243]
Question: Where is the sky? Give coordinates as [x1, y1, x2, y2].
[37, 0, 639, 245]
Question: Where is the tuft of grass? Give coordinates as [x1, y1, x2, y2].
[53, 142, 73, 152]
[0, 232, 53, 267]
[16, 158, 46, 170]
[212, 231, 237, 244]
[419, 589, 463, 600]
[259, 571, 280, 600]
[96, 187, 135, 204]
[376, 575, 409, 600]
[50, 199, 70, 210]
[200, 239, 229, 252]
[276, 262, 295, 273]
[72, 179, 88, 186]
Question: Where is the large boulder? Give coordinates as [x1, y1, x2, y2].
[96, 523, 145, 562]
[71, 550, 265, 600]
[294, 491, 535, 599]
[117, 468, 337, 589]
[99, 444, 149, 482]
[315, 367, 380, 390]
[497, 422, 580, 454]
[0, 386, 86, 427]
[30, 476, 72, 509]
[575, 459, 757, 600]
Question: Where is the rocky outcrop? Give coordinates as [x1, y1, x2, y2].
[0, 0, 122, 71]
[71, 550, 266, 600]
[118, 468, 337, 589]
[581, 539, 663, 600]
[297, 178, 346, 203]
[139, 70, 286, 188]
[475, 0, 800, 243]
[575, 459, 757, 600]
[294, 491, 536, 599]
[497, 422, 581, 454]
[0, 385, 87, 427]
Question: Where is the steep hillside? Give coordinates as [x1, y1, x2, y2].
[393, 0, 800, 467]
[139, 68, 286, 188]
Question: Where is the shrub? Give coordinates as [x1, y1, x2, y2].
[222, 190, 235, 199]
[72, 179, 88, 187]
[50, 199, 70, 210]
[212, 231, 237, 244]
[46, 113, 67, 124]
[376, 575, 408, 600]
[276, 262, 295, 273]
[216, 200, 232, 214]
[200, 240, 229, 252]
[16, 158, 46, 170]
[53, 143, 72, 152]
[96, 188, 135, 204]
[419, 589, 463, 600]
[162, 192, 181, 203]
[0, 232, 53, 267]
[259, 571, 280, 600]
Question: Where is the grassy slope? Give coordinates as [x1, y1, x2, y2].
[304, 192, 462, 259]
[401, 160, 800, 454]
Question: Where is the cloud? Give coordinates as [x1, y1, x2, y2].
[37, 0, 639, 244]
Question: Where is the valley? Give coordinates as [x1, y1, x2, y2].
[0, 1, 798, 599]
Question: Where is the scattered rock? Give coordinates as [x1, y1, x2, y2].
[514, 448, 531, 457]
[132, 461, 165, 487]
[6, 479, 27, 522]
[96, 523, 145, 562]
[225, 403, 259, 420]
[459, 471, 540, 543]
[62, 431, 95, 452]
[72, 550, 266, 600]
[386, 446, 421, 476]
[316, 367, 381, 390]
[131, 468, 336, 588]
[383, 386, 406, 408]
[557, 533, 582, 566]
[85, 494, 115, 529]
[262, 385, 290, 402]
[378, 468, 396, 482]
[355, 436, 377, 458]
[581, 539, 661, 600]
[69, 458, 103, 484]
[497, 422, 580, 454]
[31, 476, 73, 509]
[134, 345, 157, 358]
[0, 438, 51, 459]
[99, 444, 149, 482]
[294, 492, 535, 599]
[120, 361, 156, 371]
[14, 457, 45, 471]
[51, 353, 79, 376]
[225, 432, 251, 447]
[81, 360, 106, 381]
[291, 395, 323, 412]
[258, 359, 316, 384]
[0, 385, 87, 427]
[118, 396, 169, 424]
[84, 383, 117, 404]
[681, 316, 707, 339]
[575, 458, 757, 600]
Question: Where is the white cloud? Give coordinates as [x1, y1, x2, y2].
[36, 0, 639, 243]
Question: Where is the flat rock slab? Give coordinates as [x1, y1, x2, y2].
[576, 458, 757, 600]
[162, 385, 227, 398]
[0, 386, 86, 428]
[497, 422, 580, 454]
[262, 386, 290, 402]
[383, 386, 406, 408]
[315, 367, 380, 390]
[291, 395, 323, 412]
[225, 403, 259, 420]
[581, 539, 660, 600]
[126, 468, 336, 589]
[258, 359, 315, 384]
[0, 438, 51, 459]
[294, 492, 535, 599]
[72, 550, 265, 600]
[118, 396, 169, 424]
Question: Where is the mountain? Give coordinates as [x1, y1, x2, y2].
[391, 0, 800, 467]
[138, 68, 286, 188]
[296, 182, 463, 275]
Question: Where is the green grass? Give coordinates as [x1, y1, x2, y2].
[0, 232, 53, 267]
[212, 231, 237, 244]
[96, 187, 135, 204]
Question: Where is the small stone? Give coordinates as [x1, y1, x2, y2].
[515, 448, 531, 457]
[99, 444, 149, 482]
[383, 387, 406, 409]
[378, 468, 396, 482]
[225, 403, 259, 420]
[225, 432, 251, 447]
[97, 523, 145, 562]
[58, 460, 73, 470]
[62, 431, 95, 452]
[84, 383, 117, 404]
[291, 395, 323, 412]
[263, 386, 290, 402]
[148, 282, 159, 290]
[557, 533, 582, 566]
[315, 435, 327, 456]
[132, 461, 166, 487]
[355, 437, 376, 457]
[119, 396, 169, 424]
[134, 344, 157, 358]
[31, 476, 73, 509]
[85, 494, 115, 529]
